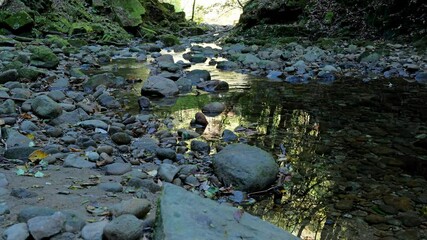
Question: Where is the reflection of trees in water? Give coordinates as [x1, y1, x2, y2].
[244, 109, 332, 239]
[229, 82, 334, 239]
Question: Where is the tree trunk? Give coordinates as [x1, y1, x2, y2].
[191, 0, 196, 21]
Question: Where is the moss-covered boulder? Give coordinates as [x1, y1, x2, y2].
[0, 10, 34, 31]
[159, 34, 180, 47]
[29, 46, 59, 69]
[111, 0, 146, 27]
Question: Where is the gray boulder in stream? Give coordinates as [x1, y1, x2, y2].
[155, 183, 298, 240]
[141, 76, 179, 97]
[212, 143, 279, 192]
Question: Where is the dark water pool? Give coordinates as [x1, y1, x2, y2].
[93, 55, 427, 239]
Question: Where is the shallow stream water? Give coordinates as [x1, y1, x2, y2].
[91, 46, 427, 239]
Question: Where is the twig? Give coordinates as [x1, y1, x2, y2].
[247, 186, 276, 197]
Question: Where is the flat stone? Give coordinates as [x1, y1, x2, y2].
[63, 154, 96, 169]
[78, 120, 108, 130]
[154, 184, 299, 240]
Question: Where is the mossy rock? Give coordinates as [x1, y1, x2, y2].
[159, 34, 180, 47]
[18, 67, 46, 81]
[111, 0, 146, 27]
[2, 10, 34, 31]
[46, 35, 70, 48]
[68, 39, 88, 47]
[34, 15, 71, 34]
[324, 11, 334, 25]
[29, 46, 59, 69]
[69, 22, 93, 35]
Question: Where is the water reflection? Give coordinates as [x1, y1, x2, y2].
[91, 57, 427, 239]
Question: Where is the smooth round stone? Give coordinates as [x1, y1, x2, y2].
[85, 151, 100, 162]
[105, 163, 132, 175]
[111, 132, 132, 145]
[202, 102, 225, 116]
[97, 145, 114, 155]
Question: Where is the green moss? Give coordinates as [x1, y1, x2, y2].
[316, 38, 336, 49]
[324, 11, 334, 25]
[159, 34, 180, 47]
[46, 35, 70, 48]
[29, 46, 59, 69]
[69, 22, 93, 35]
[3, 11, 34, 31]
[110, 0, 146, 27]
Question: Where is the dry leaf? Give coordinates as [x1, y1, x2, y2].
[28, 150, 49, 163]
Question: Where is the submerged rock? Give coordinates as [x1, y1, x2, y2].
[212, 143, 279, 191]
[154, 184, 298, 240]
[141, 76, 179, 97]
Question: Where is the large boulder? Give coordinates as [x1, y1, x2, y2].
[212, 143, 279, 191]
[141, 76, 179, 97]
[1, 10, 34, 32]
[155, 184, 298, 240]
[111, 0, 146, 27]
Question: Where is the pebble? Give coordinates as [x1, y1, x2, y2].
[158, 163, 181, 182]
[99, 182, 123, 193]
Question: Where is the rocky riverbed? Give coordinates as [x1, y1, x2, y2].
[0, 28, 427, 240]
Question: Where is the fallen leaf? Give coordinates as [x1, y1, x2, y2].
[28, 150, 49, 163]
[20, 113, 33, 119]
